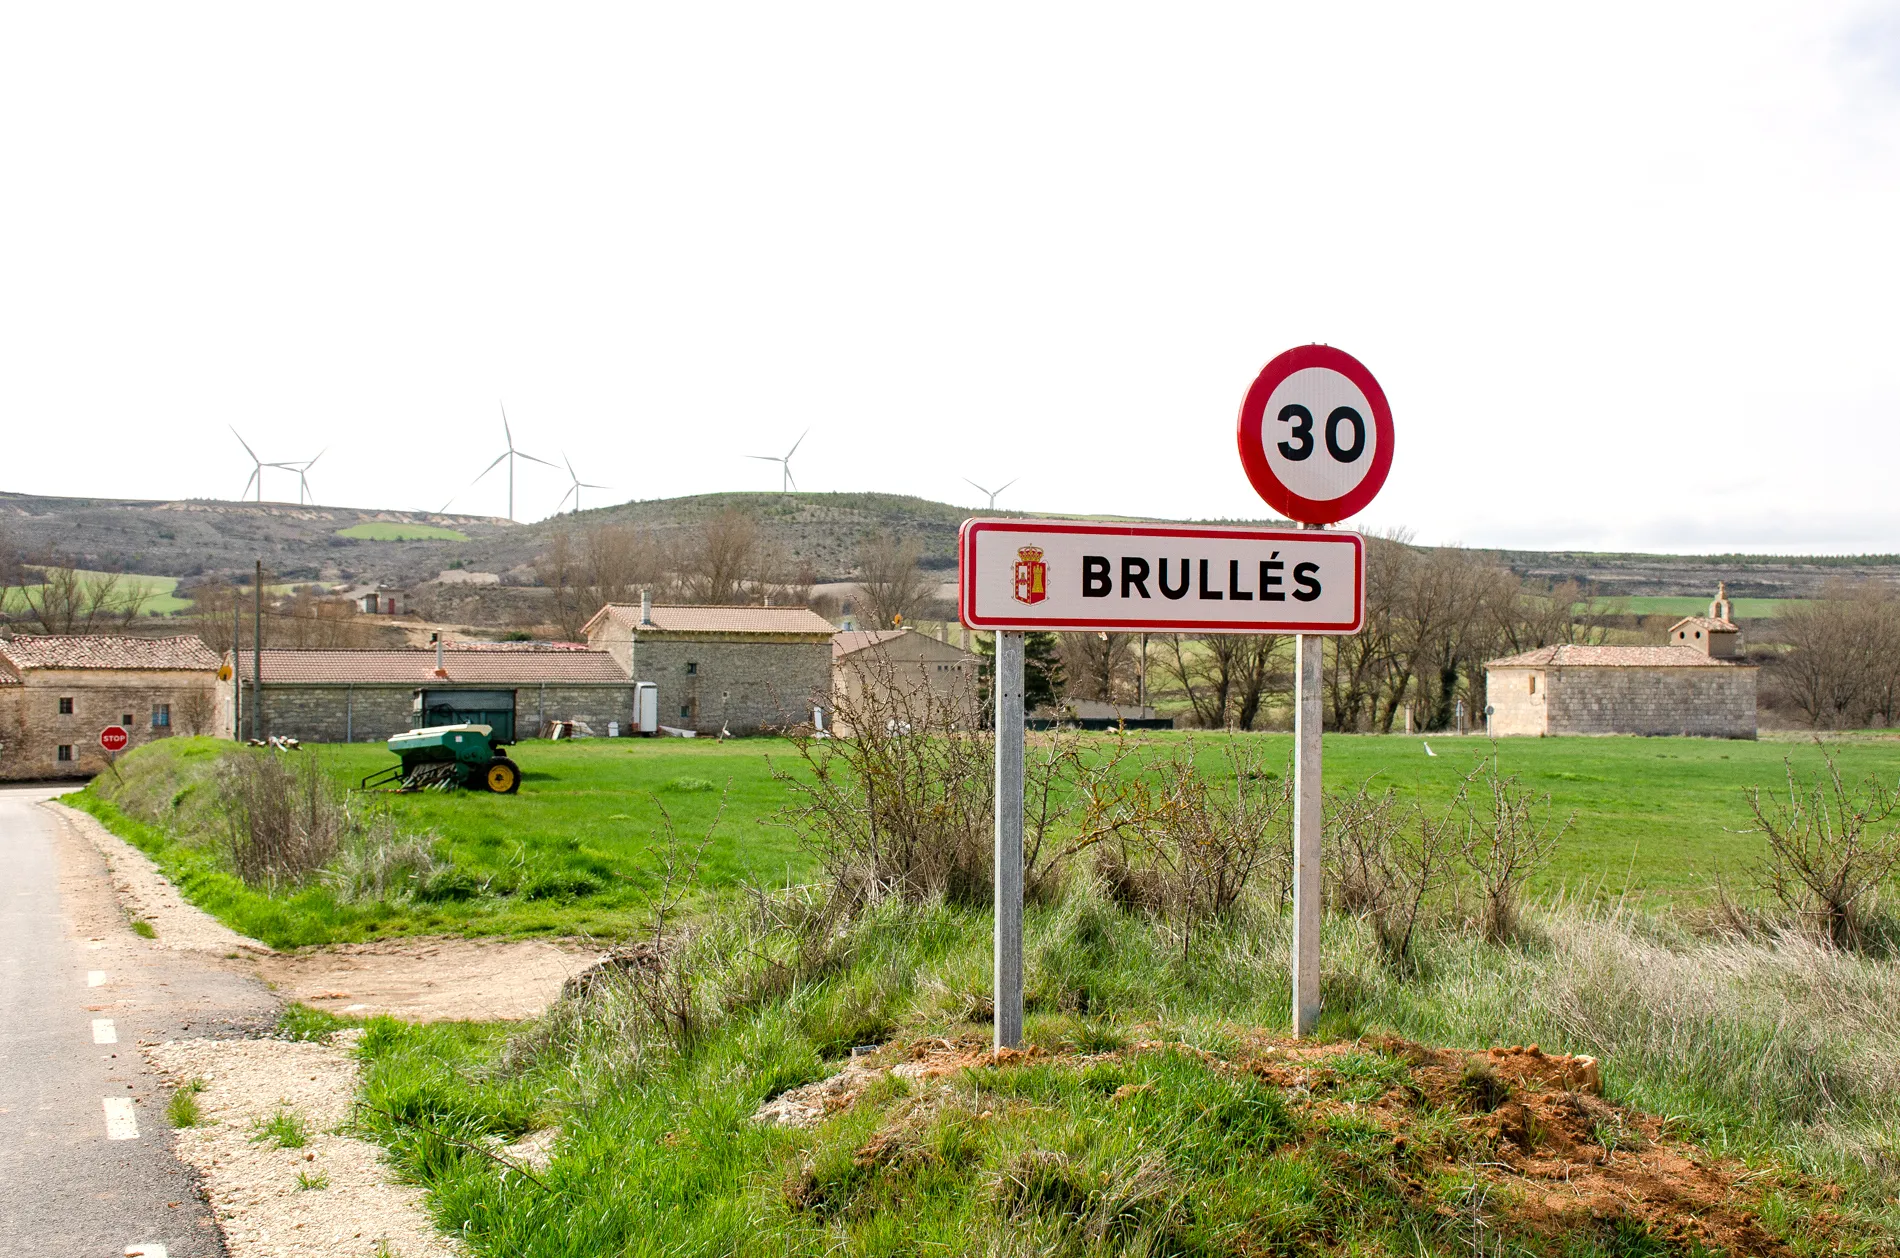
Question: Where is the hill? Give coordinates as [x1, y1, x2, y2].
[6, 487, 1900, 604]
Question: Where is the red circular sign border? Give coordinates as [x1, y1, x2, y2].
[1236, 344, 1394, 525]
[99, 725, 129, 753]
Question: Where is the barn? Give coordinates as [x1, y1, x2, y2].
[583, 598, 835, 735]
[223, 643, 635, 744]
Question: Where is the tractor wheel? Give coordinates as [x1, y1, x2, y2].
[484, 759, 521, 795]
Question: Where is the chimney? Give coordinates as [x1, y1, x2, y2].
[639, 589, 653, 628]
[432, 632, 446, 678]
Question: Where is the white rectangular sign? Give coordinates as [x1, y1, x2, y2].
[958, 519, 1364, 634]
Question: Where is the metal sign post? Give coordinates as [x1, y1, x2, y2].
[992, 630, 1025, 1051]
[1291, 632, 1323, 1036]
[960, 518, 1367, 1050]
[1235, 344, 1396, 1038]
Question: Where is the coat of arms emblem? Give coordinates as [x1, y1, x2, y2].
[1012, 546, 1047, 605]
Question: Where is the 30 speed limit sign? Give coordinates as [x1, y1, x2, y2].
[1236, 344, 1394, 525]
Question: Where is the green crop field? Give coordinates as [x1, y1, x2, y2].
[1, 568, 192, 616]
[335, 522, 471, 542]
[1615, 595, 1804, 618]
[71, 730, 1900, 948]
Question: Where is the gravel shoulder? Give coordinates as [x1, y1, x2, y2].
[146, 1033, 458, 1258]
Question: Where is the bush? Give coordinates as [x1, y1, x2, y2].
[1745, 750, 1900, 949]
[216, 750, 345, 888]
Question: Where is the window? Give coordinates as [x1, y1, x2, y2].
[685, 662, 698, 675]
[57, 697, 74, 715]
[122, 713, 134, 727]
[56, 745, 73, 762]
[152, 704, 171, 729]
[679, 705, 691, 720]
[1528, 675, 1536, 695]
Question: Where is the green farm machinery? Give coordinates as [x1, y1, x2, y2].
[360, 724, 522, 794]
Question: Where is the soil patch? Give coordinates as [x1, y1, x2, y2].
[146, 1032, 457, 1258]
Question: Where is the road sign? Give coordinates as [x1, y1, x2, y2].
[958, 520, 1364, 634]
[1236, 344, 1394, 525]
[99, 726, 129, 753]
[1237, 345, 1394, 1041]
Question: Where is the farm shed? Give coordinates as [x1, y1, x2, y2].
[1486, 589, 1756, 739]
[583, 600, 835, 735]
[224, 644, 634, 744]
[0, 635, 222, 780]
[832, 628, 979, 720]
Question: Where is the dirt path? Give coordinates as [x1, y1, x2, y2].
[52, 802, 604, 1021]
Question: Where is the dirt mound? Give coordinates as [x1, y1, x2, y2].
[760, 1032, 1837, 1255]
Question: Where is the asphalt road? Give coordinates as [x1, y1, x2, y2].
[0, 785, 275, 1258]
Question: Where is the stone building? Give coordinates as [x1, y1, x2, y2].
[0, 635, 222, 780]
[832, 628, 979, 719]
[584, 600, 836, 735]
[223, 644, 634, 744]
[1486, 587, 1757, 738]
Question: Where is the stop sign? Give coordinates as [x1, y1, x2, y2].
[99, 726, 129, 753]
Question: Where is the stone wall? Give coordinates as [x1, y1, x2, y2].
[1545, 665, 1757, 738]
[227, 681, 638, 744]
[1486, 666, 1547, 737]
[0, 668, 220, 781]
[630, 639, 830, 734]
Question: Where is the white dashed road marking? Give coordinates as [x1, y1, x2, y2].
[102, 1096, 139, 1140]
[92, 1018, 118, 1044]
[88, 969, 107, 987]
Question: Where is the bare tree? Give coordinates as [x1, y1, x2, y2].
[1771, 581, 1899, 728]
[684, 509, 758, 605]
[174, 684, 218, 736]
[852, 532, 932, 629]
[1229, 635, 1287, 730]
[1159, 634, 1244, 729]
[1055, 632, 1135, 703]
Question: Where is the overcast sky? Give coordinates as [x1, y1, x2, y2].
[3, 4, 1898, 553]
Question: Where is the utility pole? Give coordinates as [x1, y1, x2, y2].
[231, 584, 241, 739]
[251, 559, 263, 742]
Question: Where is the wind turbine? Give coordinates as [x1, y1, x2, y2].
[965, 476, 1019, 511]
[447, 405, 556, 520]
[747, 428, 809, 492]
[268, 450, 326, 505]
[557, 453, 610, 514]
[231, 428, 268, 501]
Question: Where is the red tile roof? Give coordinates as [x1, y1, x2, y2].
[1487, 645, 1752, 669]
[232, 648, 630, 685]
[0, 635, 220, 672]
[586, 604, 836, 638]
[1667, 616, 1740, 633]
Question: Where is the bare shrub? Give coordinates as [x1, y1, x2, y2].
[216, 750, 345, 888]
[1086, 736, 1292, 957]
[1462, 752, 1571, 943]
[779, 653, 1101, 909]
[1744, 750, 1900, 949]
[323, 813, 444, 904]
[1326, 777, 1465, 970]
[174, 685, 218, 736]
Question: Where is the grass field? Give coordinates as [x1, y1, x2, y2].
[1, 568, 193, 616]
[335, 522, 471, 541]
[72, 731, 1900, 950]
[1618, 595, 1805, 618]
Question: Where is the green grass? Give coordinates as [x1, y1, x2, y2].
[69, 731, 1900, 948]
[350, 892, 1900, 1256]
[69, 736, 815, 947]
[336, 522, 471, 542]
[167, 1079, 206, 1128]
[1, 568, 193, 616]
[1617, 595, 1806, 618]
[251, 1108, 309, 1149]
